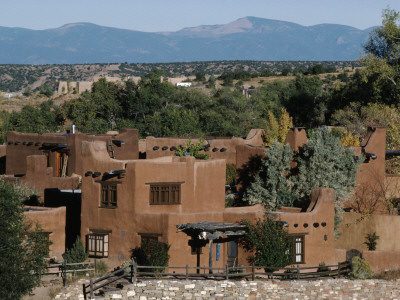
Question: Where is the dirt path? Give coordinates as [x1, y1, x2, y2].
[23, 275, 63, 300]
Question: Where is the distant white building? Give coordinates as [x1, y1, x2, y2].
[176, 82, 192, 87]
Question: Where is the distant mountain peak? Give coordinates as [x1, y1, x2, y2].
[0, 17, 373, 64]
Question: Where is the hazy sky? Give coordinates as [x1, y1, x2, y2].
[1, 0, 399, 32]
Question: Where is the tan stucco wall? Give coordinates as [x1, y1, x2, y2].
[24, 206, 66, 259]
[336, 212, 400, 251]
[362, 250, 400, 273]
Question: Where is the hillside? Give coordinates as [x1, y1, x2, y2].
[0, 61, 360, 92]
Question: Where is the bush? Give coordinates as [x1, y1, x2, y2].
[96, 260, 108, 275]
[349, 256, 373, 279]
[364, 232, 379, 251]
[175, 138, 210, 160]
[131, 240, 170, 274]
[65, 237, 88, 271]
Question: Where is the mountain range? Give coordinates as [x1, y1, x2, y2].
[0, 17, 374, 64]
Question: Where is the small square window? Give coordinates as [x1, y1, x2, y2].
[87, 231, 109, 258]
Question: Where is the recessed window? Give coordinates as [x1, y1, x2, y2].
[99, 181, 120, 208]
[139, 233, 161, 246]
[292, 235, 305, 264]
[87, 231, 109, 258]
[149, 183, 182, 205]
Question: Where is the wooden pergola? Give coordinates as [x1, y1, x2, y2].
[176, 221, 247, 274]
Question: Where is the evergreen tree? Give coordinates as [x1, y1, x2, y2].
[243, 127, 362, 237]
[65, 237, 88, 263]
[0, 179, 50, 300]
[243, 143, 296, 210]
[294, 128, 363, 234]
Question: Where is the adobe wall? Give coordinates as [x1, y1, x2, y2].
[362, 250, 400, 273]
[224, 188, 337, 268]
[24, 206, 66, 259]
[284, 127, 308, 152]
[350, 127, 387, 214]
[279, 188, 336, 266]
[145, 129, 265, 165]
[335, 212, 400, 251]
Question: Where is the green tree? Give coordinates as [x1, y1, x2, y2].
[195, 71, 206, 82]
[286, 75, 327, 127]
[0, 179, 51, 300]
[360, 8, 400, 104]
[240, 216, 293, 269]
[23, 87, 33, 97]
[293, 127, 363, 235]
[243, 143, 296, 210]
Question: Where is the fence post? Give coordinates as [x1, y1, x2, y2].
[226, 264, 229, 281]
[133, 262, 137, 283]
[90, 279, 93, 300]
[251, 263, 255, 281]
[130, 260, 134, 283]
[338, 262, 341, 277]
[94, 259, 97, 274]
[82, 283, 87, 300]
[296, 264, 300, 280]
[62, 259, 67, 287]
[186, 264, 188, 280]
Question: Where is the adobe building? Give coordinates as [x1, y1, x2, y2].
[5, 128, 139, 178]
[80, 139, 340, 269]
[144, 129, 265, 165]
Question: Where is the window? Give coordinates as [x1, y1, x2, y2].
[99, 181, 119, 208]
[56, 152, 68, 177]
[138, 233, 161, 246]
[292, 235, 305, 264]
[149, 183, 181, 205]
[87, 231, 109, 258]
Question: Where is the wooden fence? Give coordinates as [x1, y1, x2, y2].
[82, 261, 351, 299]
[45, 260, 96, 287]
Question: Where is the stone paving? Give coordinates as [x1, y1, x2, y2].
[53, 278, 400, 299]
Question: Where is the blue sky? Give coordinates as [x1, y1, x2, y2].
[1, 0, 400, 32]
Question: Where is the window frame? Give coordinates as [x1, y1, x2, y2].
[97, 181, 120, 208]
[148, 182, 183, 205]
[291, 234, 305, 264]
[86, 230, 110, 258]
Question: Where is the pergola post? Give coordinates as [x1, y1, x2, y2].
[209, 239, 213, 274]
